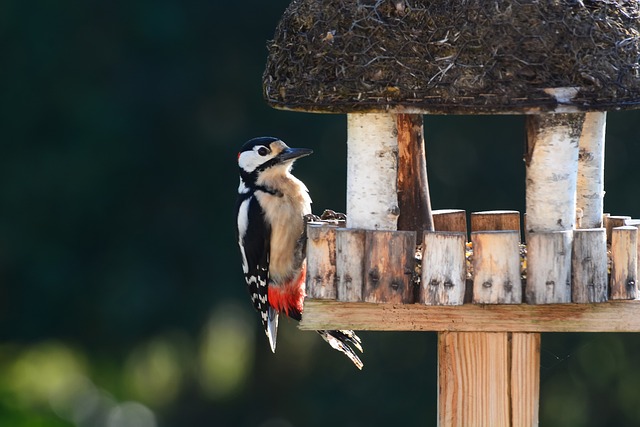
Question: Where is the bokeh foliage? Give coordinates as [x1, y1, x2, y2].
[2, 1, 640, 426]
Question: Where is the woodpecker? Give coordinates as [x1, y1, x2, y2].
[236, 136, 363, 369]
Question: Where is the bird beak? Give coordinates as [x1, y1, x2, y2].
[277, 147, 313, 162]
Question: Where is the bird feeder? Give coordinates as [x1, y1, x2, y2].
[263, 1, 640, 425]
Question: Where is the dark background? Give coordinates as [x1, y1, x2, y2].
[2, 1, 640, 426]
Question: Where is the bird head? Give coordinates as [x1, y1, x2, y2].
[238, 137, 313, 186]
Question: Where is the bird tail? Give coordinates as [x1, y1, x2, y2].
[266, 306, 279, 353]
[318, 330, 364, 370]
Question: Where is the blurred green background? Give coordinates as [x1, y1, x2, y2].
[2, 1, 640, 426]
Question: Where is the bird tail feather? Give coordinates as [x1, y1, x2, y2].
[318, 330, 364, 370]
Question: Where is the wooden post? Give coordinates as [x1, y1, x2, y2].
[611, 226, 638, 300]
[471, 231, 522, 304]
[420, 231, 466, 305]
[571, 228, 608, 303]
[470, 210, 521, 237]
[605, 215, 631, 243]
[525, 231, 572, 304]
[432, 209, 467, 235]
[363, 230, 416, 303]
[439, 209, 536, 425]
[306, 224, 337, 299]
[346, 113, 399, 230]
[397, 114, 433, 238]
[438, 332, 540, 427]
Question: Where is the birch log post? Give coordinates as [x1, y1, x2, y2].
[346, 113, 399, 230]
[576, 112, 606, 228]
[611, 226, 638, 300]
[525, 114, 583, 232]
[525, 113, 583, 304]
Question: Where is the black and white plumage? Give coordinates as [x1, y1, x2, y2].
[235, 136, 363, 369]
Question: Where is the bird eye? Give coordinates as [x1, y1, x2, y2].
[257, 146, 269, 156]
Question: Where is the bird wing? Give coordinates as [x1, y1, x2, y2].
[236, 194, 277, 350]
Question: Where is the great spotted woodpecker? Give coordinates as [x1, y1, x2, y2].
[236, 137, 363, 369]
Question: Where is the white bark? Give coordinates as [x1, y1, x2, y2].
[346, 113, 399, 230]
[526, 114, 584, 232]
[576, 112, 606, 228]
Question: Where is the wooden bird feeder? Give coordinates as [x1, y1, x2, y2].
[263, 1, 640, 426]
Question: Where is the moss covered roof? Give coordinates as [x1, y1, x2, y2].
[264, 0, 640, 114]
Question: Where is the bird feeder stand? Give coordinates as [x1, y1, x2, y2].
[263, 1, 640, 425]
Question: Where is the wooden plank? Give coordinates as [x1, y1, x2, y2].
[511, 333, 541, 427]
[363, 230, 416, 303]
[611, 226, 638, 300]
[420, 231, 466, 305]
[306, 224, 337, 299]
[396, 114, 433, 238]
[525, 230, 572, 304]
[571, 228, 608, 303]
[470, 210, 521, 234]
[335, 228, 365, 302]
[438, 332, 510, 427]
[471, 231, 522, 304]
[433, 209, 467, 235]
[299, 299, 640, 332]
[438, 331, 539, 427]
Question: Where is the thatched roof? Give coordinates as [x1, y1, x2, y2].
[263, 0, 640, 114]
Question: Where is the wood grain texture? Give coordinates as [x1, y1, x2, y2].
[525, 230, 572, 304]
[420, 231, 466, 305]
[438, 332, 510, 427]
[611, 226, 638, 300]
[472, 231, 522, 304]
[300, 299, 640, 332]
[437, 332, 540, 427]
[335, 228, 365, 302]
[306, 224, 337, 299]
[471, 210, 521, 234]
[396, 114, 433, 237]
[623, 219, 640, 295]
[605, 215, 631, 243]
[571, 228, 608, 303]
[511, 333, 541, 427]
[433, 209, 467, 235]
[363, 230, 416, 303]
